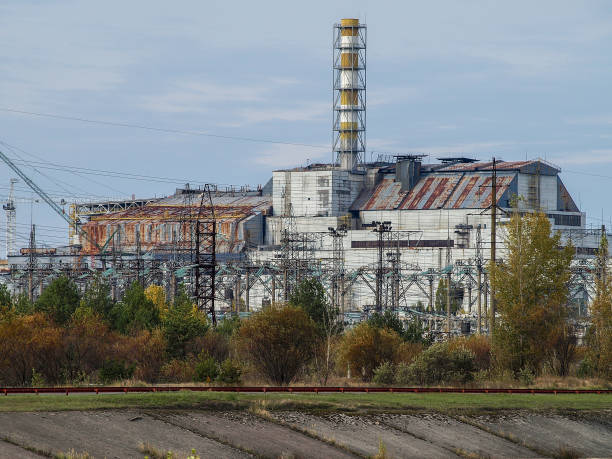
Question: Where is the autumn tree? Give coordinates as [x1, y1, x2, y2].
[290, 278, 343, 384]
[339, 322, 403, 380]
[491, 210, 574, 375]
[584, 231, 612, 378]
[237, 305, 318, 385]
[35, 276, 81, 324]
[0, 313, 62, 385]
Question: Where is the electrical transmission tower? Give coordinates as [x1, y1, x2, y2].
[328, 224, 347, 317]
[363, 220, 392, 312]
[3, 178, 17, 258]
[194, 185, 217, 326]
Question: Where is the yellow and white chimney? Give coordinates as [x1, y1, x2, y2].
[333, 18, 366, 170]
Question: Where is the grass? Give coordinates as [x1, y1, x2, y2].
[0, 391, 610, 413]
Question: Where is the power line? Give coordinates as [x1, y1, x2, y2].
[0, 107, 328, 150]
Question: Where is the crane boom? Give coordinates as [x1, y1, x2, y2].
[0, 149, 99, 249]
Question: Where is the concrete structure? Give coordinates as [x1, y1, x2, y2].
[3, 17, 605, 333]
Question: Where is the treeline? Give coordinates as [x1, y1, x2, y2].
[0, 209, 610, 387]
[0, 279, 241, 386]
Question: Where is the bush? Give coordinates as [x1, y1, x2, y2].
[161, 359, 195, 382]
[394, 362, 411, 385]
[187, 330, 230, 362]
[517, 366, 535, 386]
[339, 322, 402, 380]
[99, 359, 135, 383]
[448, 335, 491, 371]
[217, 359, 242, 384]
[194, 354, 219, 382]
[405, 342, 476, 385]
[372, 361, 395, 385]
[397, 342, 424, 365]
[237, 305, 318, 385]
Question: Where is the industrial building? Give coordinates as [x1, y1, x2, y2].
[3, 18, 604, 334]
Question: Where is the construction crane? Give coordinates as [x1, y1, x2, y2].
[0, 149, 100, 250]
[2, 178, 17, 257]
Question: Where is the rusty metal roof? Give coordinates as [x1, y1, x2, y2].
[352, 173, 515, 211]
[87, 194, 271, 224]
[436, 159, 560, 174]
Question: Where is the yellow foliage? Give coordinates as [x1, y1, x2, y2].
[145, 285, 167, 316]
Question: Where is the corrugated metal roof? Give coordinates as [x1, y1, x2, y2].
[353, 173, 515, 211]
[436, 159, 560, 173]
[87, 195, 272, 223]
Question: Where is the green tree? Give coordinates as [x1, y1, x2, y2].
[291, 278, 342, 384]
[0, 284, 11, 309]
[368, 310, 431, 344]
[584, 231, 612, 378]
[491, 210, 574, 375]
[289, 278, 328, 326]
[111, 282, 160, 333]
[35, 276, 81, 324]
[237, 305, 318, 385]
[434, 278, 463, 314]
[81, 275, 114, 323]
[163, 289, 209, 358]
[368, 310, 404, 337]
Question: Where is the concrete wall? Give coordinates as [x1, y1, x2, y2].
[272, 169, 364, 218]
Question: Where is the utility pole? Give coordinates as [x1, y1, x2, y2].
[329, 224, 347, 318]
[476, 224, 482, 334]
[27, 224, 35, 302]
[446, 269, 451, 339]
[363, 221, 392, 312]
[490, 157, 497, 335]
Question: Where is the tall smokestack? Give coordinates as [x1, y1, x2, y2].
[333, 18, 366, 170]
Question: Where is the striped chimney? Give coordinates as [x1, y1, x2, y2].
[333, 18, 366, 170]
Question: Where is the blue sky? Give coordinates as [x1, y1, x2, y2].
[1, 0, 612, 250]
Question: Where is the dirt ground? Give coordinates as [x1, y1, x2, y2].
[0, 409, 610, 458]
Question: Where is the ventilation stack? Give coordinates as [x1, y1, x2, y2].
[333, 18, 366, 170]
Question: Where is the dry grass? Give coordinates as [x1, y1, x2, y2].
[55, 449, 93, 459]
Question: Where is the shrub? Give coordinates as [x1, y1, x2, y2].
[113, 329, 167, 382]
[194, 354, 219, 382]
[237, 305, 318, 385]
[397, 342, 424, 365]
[217, 359, 242, 384]
[339, 322, 402, 380]
[99, 359, 135, 383]
[372, 362, 395, 385]
[394, 362, 411, 385]
[0, 313, 63, 386]
[448, 335, 491, 371]
[405, 342, 476, 385]
[517, 366, 535, 386]
[187, 330, 230, 362]
[161, 359, 195, 382]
